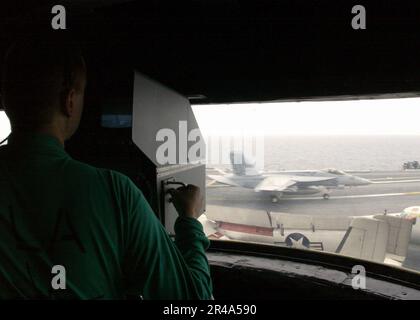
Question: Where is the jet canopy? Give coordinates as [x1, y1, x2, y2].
[323, 168, 347, 175]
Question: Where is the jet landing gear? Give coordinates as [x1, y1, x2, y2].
[270, 195, 281, 203]
[312, 185, 331, 200]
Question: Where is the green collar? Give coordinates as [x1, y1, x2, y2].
[7, 132, 69, 158]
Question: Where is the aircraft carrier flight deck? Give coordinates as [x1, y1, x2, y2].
[206, 169, 420, 272]
[206, 169, 420, 216]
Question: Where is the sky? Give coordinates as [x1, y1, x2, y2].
[192, 97, 420, 136]
[2, 97, 420, 139]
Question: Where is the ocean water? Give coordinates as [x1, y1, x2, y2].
[265, 135, 420, 171]
[208, 135, 420, 171]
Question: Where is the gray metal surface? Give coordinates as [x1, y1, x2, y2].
[158, 164, 206, 234]
[208, 251, 420, 299]
[130, 71, 206, 233]
[132, 72, 204, 167]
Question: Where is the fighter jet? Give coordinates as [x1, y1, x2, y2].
[208, 152, 371, 203]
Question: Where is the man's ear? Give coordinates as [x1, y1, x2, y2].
[62, 89, 76, 118]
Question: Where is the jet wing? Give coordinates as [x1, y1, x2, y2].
[254, 176, 297, 192]
[285, 175, 337, 183]
[207, 175, 241, 187]
[254, 175, 336, 192]
[212, 168, 228, 175]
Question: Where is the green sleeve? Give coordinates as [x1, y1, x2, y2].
[113, 172, 212, 300]
[174, 216, 213, 299]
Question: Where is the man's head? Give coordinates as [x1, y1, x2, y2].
[1, 36, 86, 140]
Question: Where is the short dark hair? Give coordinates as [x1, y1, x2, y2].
[1, 35, 86, 130]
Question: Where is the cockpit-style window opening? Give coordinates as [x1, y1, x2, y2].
[192, 97, 420, 273]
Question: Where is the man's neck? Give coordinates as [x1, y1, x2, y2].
[37, 127, 65, 146]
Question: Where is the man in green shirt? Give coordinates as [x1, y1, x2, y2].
[0, 37, 212, 299]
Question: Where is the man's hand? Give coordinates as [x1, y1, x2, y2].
[167, 184, 203, 219]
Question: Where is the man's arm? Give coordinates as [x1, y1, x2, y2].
[114, 173, 212, 299]
[174, 216, 212, 299]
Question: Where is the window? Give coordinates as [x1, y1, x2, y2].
[0, 111, 10, 145]
[192, 97, 420, 272]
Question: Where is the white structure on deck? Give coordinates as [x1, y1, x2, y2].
[200, 205, 417, 267]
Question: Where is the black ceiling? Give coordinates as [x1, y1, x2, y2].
[1, 0, 420, 104]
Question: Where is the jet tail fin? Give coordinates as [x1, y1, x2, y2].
[230, 151, 259, 176]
